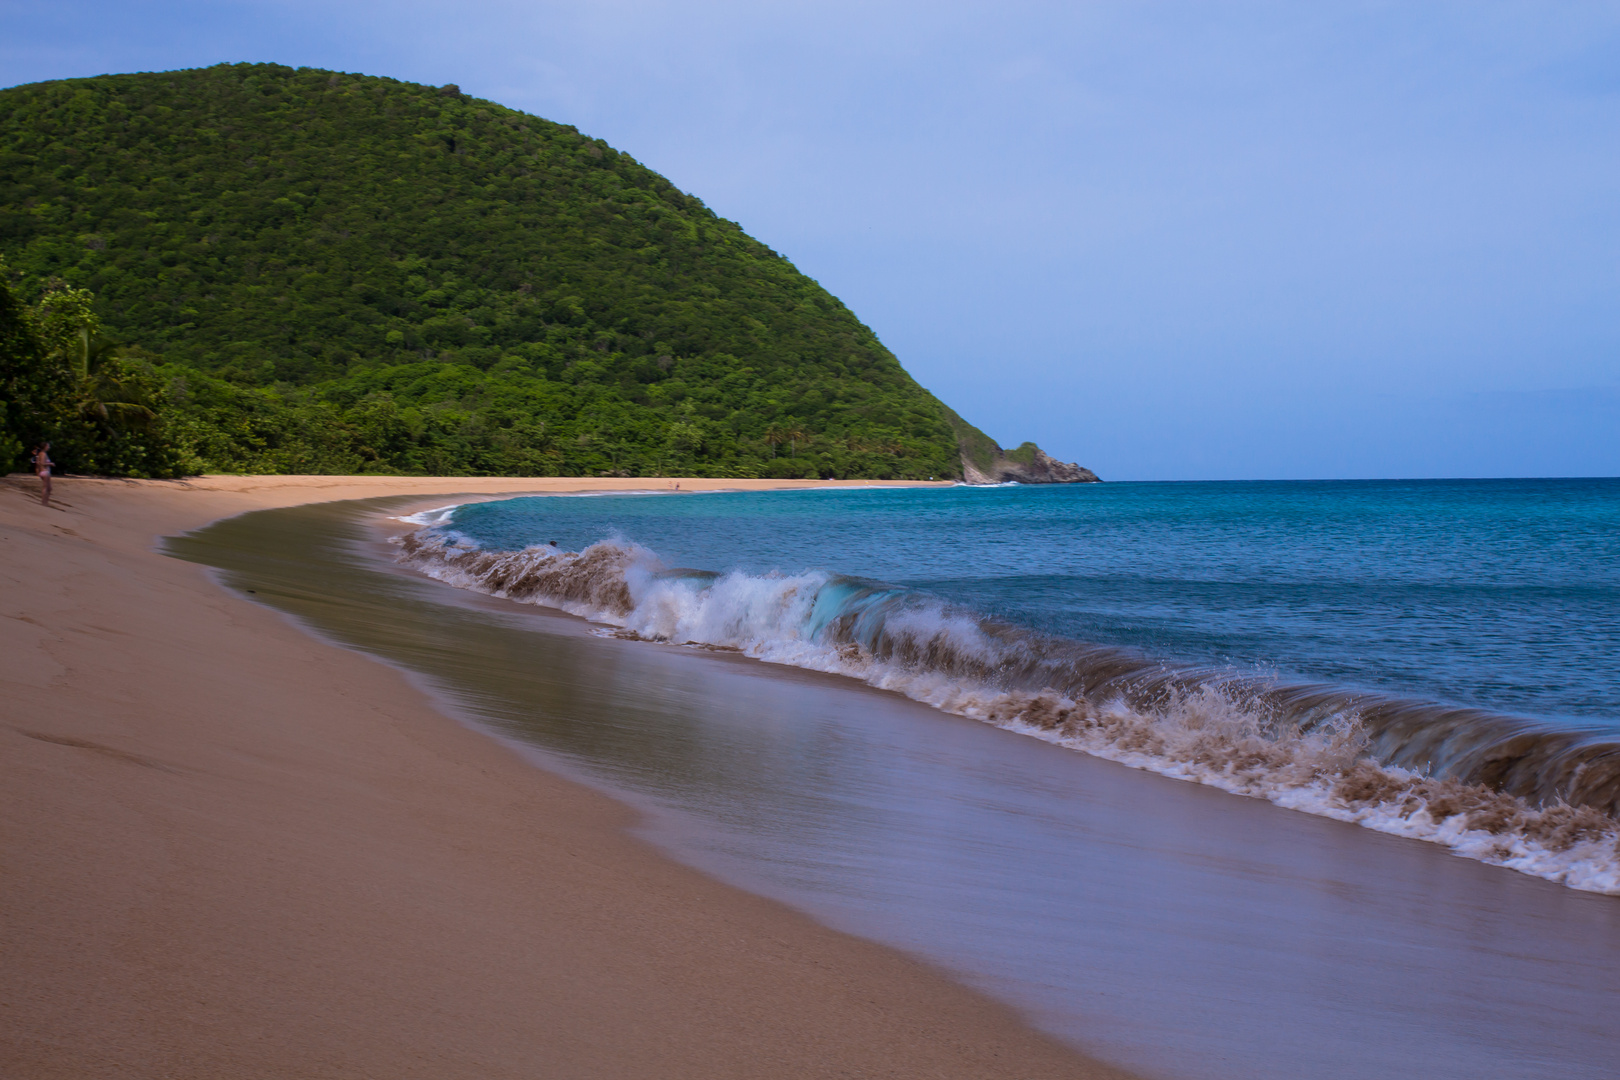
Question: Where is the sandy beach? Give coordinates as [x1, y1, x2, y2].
[0, 473, 1130, 1079]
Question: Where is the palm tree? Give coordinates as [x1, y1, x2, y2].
[59, 327, 155, 433]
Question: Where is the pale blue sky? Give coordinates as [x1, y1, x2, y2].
[4, 1, 1618, 479]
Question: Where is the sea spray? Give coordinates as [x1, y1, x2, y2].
[396, 529, 1620, 894]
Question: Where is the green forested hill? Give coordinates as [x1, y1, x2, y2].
[0, 62, 996, 478]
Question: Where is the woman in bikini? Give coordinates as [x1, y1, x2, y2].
[32, 441, 52, 508]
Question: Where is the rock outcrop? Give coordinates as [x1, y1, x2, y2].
[938, 406, 1099, 484]
[960, 441, 1101, 485]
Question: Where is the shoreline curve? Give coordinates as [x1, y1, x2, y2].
[0, 473, 1131, 1080]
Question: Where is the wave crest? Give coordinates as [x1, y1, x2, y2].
[396, 529, 1620, 893]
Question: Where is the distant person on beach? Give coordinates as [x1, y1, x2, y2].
[31, 442, 52, 507]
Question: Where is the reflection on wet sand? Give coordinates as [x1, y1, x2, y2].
[167, 498, 1620, 1080]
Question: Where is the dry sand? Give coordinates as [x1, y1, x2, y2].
[0, 474, 1131, 1079]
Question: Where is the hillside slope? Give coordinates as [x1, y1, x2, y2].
[0, 64, 1091, 480]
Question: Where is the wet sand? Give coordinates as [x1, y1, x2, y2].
[0, 474, 1130, 1079]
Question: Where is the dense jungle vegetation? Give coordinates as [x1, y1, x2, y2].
[0, 63, 990, 478]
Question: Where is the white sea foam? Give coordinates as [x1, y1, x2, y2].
[395, 503, 464, 526]
[394, 530, 1620, 895]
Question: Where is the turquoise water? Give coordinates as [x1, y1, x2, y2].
[447, 478, 1619, 730]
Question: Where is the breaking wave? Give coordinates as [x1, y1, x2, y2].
[395, 529, 1620, 894]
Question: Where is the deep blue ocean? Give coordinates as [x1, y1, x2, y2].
[445, 478, 1619, 734]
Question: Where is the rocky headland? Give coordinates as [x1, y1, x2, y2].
[961, 441, 1101, 484]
